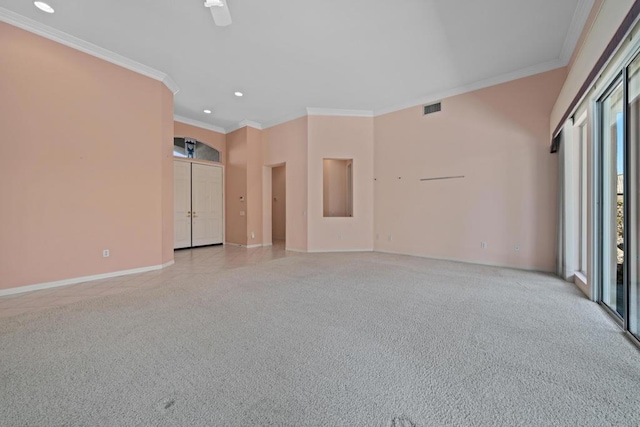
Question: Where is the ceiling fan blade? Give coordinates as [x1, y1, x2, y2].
[209, 2, 232, 27]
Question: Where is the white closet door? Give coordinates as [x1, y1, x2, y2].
[174, 161, 192, 249]
[192, 163, 223, 246]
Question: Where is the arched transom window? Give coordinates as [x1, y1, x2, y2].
[173, 137, 220, 163]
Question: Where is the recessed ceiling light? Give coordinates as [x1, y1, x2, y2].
[234, 91, 243, 97]
[203, 109, 212, 114]
[34, 1, 54, 13]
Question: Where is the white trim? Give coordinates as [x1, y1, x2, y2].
[574, 110, 588, 127]
[375, 249, 552, 273]
[162, 76, 180, 95]
[573, 271, 590, 298]
[262, 109, 308, 130]
[306, 108, 374, 118]
[374, 58, 566, 117]
[239, 120, 263, 130]
[285, 247, 307, 253]
[0, 7, 179, 95]
[306, 248, 373, 253]
[593, 30, 640, 102]
[1, 3, 594, 133]
[590, 97, 600, 303]
[172, 56, 565, 128]
[225, 119, 263, 133]
[0, 261, 174, 297]
[560, 0, 596, 63]
[224, 242, 271, 248]
[224, 123, 242, 133]
[174, 115, 227, 134]
[173, 54, 566, 130]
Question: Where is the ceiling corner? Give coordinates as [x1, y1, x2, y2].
[174, 115, 227, 134]
[0, 6, 179, 95]
[559, 0, 597, 64]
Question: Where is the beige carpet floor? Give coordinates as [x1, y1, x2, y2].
[1, 252, 639, 426]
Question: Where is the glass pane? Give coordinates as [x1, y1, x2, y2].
[601, 80, 625, 318]
[195, 142, 220, 162]
[628, 55, 640, 336]
[173, 138, 187, 157]
[185, 139, 196, 158]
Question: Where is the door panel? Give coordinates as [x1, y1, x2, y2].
[600, 80, 625, 318]
[173, 161, 192, 249]
[629, 55, 640, 337]
[192, 163, 223, 246]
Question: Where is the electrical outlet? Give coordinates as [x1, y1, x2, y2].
[388, 235, 393, 241]
[251, 231, 255, 239]
[514, 244, 520, 251]
[480, 242, 487, 249]
[103, 249, 110, 258]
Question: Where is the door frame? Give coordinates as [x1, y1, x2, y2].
[173, 158, 225, 248]
[595, 73, 626, 325]
[262, 163, 287, 248]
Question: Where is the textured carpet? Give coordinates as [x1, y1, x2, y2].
[1, 252, 640, 426]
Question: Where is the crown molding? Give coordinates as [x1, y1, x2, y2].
[224, 124, 243, 133]
[0, 7, 179, 95]
[560, 0, 596, 63]
[306, 108, 374, 117]
[174, 115, 227, 134]
[225, 119, 263, 133]
[178, 57, 567, 128]
[262, 109, 308, 130]
[373, 58, 566, 117]
[161, 75, 180, 95]
[239, 119, 263, 130]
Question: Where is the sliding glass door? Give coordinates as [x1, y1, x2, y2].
[599, 78, 625, 319]
[598, 52, 640, 341]
[628, 55, 640, 338]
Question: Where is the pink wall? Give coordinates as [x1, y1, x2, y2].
[272, 166, 286, 240]
[246, 127, 263, 246]
[161, 90, 175, 264]
[262, 117, 308, 251]
[225, 127, 248, 245]
[308, 116, 374, 252]
[0, 22, 173, 290]
[174, 121, 226, 164]
[374, 68, 567, 272]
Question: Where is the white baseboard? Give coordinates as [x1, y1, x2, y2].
[225, 242, 271, 248]
[374, 249, 551, 273]
[285, 247, 307, 253]
[573, 271, 590, 298]
[0, 260, 175, 297]
[306, 248, 374, 253]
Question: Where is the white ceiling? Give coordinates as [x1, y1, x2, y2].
[1, 0, 593, 131]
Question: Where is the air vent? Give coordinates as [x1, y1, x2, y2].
[423, 102, 441, 115]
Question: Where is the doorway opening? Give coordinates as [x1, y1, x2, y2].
[271, 165, 286, 248]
